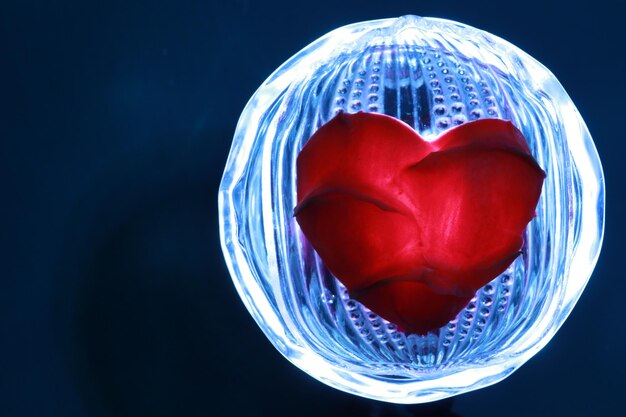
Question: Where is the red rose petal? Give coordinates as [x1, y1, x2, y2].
[297, 112, 434, 209]
[295, 112, 545, 334]
[400, 146, 545, 294]
[432, 118, 532, 154]
[354, 281, 472, 335]
[295, 191, 421, 291]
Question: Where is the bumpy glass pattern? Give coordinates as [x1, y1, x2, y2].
[218, 16, 604, 403]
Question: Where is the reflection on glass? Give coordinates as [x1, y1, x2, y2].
[219, 15, 604, 403]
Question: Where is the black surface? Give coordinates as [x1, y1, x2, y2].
[2, 1, 625, 416]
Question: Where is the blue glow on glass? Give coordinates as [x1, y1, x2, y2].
[218, 15, 604, 403]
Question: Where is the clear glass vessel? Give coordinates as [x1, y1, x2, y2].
[218, 15, 605, 403]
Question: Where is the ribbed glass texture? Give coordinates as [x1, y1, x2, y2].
[218, 16, 604, 403]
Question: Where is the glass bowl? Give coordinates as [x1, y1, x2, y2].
[218, 15, 605, 403]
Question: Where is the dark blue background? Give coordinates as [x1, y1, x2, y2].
[2, 1, 624, 416]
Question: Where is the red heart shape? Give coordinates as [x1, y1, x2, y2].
[295, 112, 545, 334]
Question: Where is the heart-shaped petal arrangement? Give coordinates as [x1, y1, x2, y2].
[295, 112, 545, 334]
